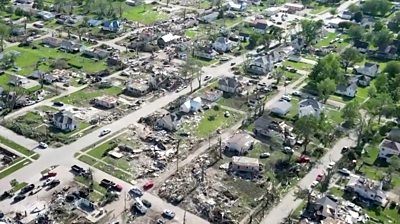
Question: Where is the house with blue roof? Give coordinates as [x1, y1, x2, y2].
[102, 20, 123, 32]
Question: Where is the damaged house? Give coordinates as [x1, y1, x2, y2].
[156, 113, 180, 132]
[230, 156, 260, 177]
[225, 132, 254, 155]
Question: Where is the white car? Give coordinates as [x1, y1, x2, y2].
[327, 161, 335, 170]
[283, 146, 294, 154]
[100, 129, 111, 136]
[291, 91, 302, 97]
[281, 95, 291, 102]
[163, 209, 175, 219]
[39, 142, 48, 148]
[129, 186, 143, 197]
[311, 180, 319, 188]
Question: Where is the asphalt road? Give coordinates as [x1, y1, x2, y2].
[0, 50, 253, 223]
[259, 135, 356, 224]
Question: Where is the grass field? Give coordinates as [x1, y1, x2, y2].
[0, 135, 35, 157]
[123, 4, 168, 24]
[58, 86, 122, 106]
[0, 159, 31, 179]
[283, 61, 314, 71]
[7, 45, 107, 76]
[196, 107, 243, 137]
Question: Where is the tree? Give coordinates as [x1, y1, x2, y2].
[294, 115, 318, 153]
[389, 156, 400, 173]
[341, 47, 363, 71]
[374, 73, 389, 93]
[374, 20, 385, 32]
[388, 12, 400, 33]
[362, 0, 391, 16]
[300, 19, 323, 47]
[348, 25, 364, 42]
[0, 23, 10, 52]
[342, 100, 360, 127]
[301, 0, 311, 6]
[310, 53, 343, 84]
[353, 11, 363, 23]
[294, 188, 312, 208]
[317, 78, 336, 103]
[180, 57, 201, 92]
[383, 61, 400, 78]
[373, 28, 393, 50]
[365, 93, 392, 124]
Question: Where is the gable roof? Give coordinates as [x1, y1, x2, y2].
[381, 139, 400, 152]
[299, 98, 322, 111]
[218, 76, 239, 88]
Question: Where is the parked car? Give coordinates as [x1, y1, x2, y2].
[142, 199, 152, 208]
[341, 146, 350, 153]
[280, 95, 291, 102]
[39, 142, 48, 149]
[327, 161, 335, 170]
[203, 75, 212, 81]
[259, 152, 271, 159]
[316, 173, 324, 181]
[71, 165, 85, 174]
[13, 194, 26, 202]
[20, 184, 35, 194]
[296, 155, 310, 163]
[133, 198, 147, 214]
[143, 180, 154, 190]
[41, 171, 57, 180]
[99, 129, 111, 136]
[129, 186, 143, 197]
[338, 168, 351, 176]
[283, 146, 294, 154]
[291, 91, 302, 97]
[311, 180, 319, 188]
[162, 209, 175, 219]
[156, 219, 166, 224]
[53, 101, 64, 107]
[100, 179, 114, 189]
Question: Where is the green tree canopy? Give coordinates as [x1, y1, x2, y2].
[317, 78, 336, 103]
[342, 100, 360, 126]
[341, 47, 363, 71]
[348, 25, 364, 42]
[310, 54, 343, 84]
[300, 19, 323, 47]
[362, 0, 391, 16]
[294, 115, 319, 153]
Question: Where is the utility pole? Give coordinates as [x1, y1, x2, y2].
[218, 136, 222, 159]
[176, 139, 181, 173]
[183, 209, 187, 224]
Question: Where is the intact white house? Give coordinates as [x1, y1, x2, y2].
[53, 110, 78, 132]
[378, 139, 400, 161]
[213, 37, 233, 53]
[347, 176, 388, 206]
[335, 82, 357, 98]
[299, 98, 323, 117]
[180, 97, 202, 113]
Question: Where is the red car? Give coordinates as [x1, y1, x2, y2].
[143, 180, 154, 190]
[316, 174, 324, 181]
[113, 184, 123, 192]
[41, 171, 57, 180]
[297, 155, 310, 163]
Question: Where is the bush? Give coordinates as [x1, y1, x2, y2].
[213, 105, 220, 111]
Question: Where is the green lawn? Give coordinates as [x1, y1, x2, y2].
[310, 3, 331, 14]
[284, 71, 302, 83]
[123, 4, 168, 24]
[315, 32, 337, 48]
[196, 107, 243, 137]
[11, 182, 28, 193]
[78, 154, 98, 166]
[366, 206, 400, 224]
[328, 186, 345, 198]
[282, 61, 314, 71]
[0, 159, 31, 179]
[58, 86, 122, 106]
[87, 140, 115, 159]
[285, 97, 300, 120]
[94, 162, 133, 182]
[325, 107, 343, 124]
[7, 45, 108, 76]
[0, 135, 35, 157]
